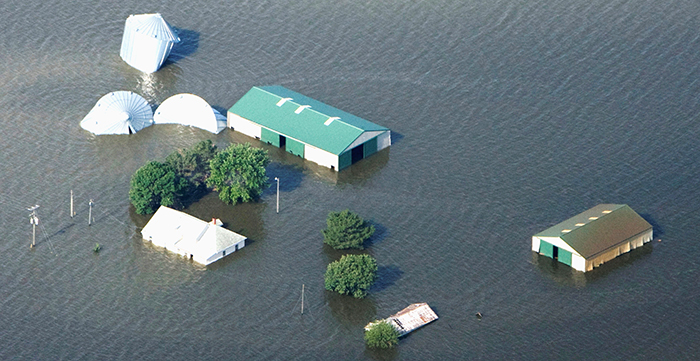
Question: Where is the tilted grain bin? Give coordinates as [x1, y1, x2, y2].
[120, 13, 180, 73]
[153, 93, 227, 134]
[80, 91, 153, 135]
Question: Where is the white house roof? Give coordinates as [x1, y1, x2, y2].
[141, 206, 246, 265]
[126, 13, 180, 42]
[80, 91, 153, 135]
[153, 93, 227, 134]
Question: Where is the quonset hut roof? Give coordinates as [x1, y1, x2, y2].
[80, 91, 153, 135]
[228, 86, 389, 155]
[153, 94, 226, 134]
[120, 13, 180, 73]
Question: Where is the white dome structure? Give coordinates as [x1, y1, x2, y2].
[80, 91, 154, 135]
[153, 94, 227, 134]
[120, 13, 180, 73]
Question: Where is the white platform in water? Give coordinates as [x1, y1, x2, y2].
[365, 303, 438, 336]
[153, 93, 227, 134]
[80, 91, 153, 135]
[141, 206, 246, 266]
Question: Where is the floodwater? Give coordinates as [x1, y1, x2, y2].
[1, 0, 700, 359]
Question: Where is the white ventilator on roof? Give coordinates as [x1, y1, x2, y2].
[120, 13, 180, 73]
[80, 91, 153, 135]
[295, 105, 311, 114]
[153, 93, 227, 134]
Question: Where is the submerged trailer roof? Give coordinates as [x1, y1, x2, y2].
[534, 204, 652, 258]
[228, 86, 388, 155]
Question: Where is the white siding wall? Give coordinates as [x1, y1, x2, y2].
[571, 254, 586, 272]
[377, 131, 391, 151]
[305, 144, 339, 169]
[534, 236, 579, 255]
[203, 240, 246, 265]
[531, 236, 540, 252]
[228, 113, 262, 139]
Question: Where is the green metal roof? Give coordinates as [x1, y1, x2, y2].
[534, 204, 652, 258]
[228, 86, 389, 155]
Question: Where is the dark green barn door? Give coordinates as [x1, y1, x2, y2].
[261, 128, 280, 147]
[286, 137, 305, 157]
[558, 248, 572, 266]
[363, 137, 378, 158]
[539, 240, 554, 258]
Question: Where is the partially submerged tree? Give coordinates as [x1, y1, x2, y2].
[322, 209, 375, 250]
[364, 320, 400, 349]
[324, 254, 378, 298]
[207, 143, 270, 205]
[165, 139, 217, 189]
[129, 161, 188, 214]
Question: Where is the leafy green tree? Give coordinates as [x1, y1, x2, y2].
[165, 139, 217, 189]
[365, 321, 400, 349]
[324, 254, 378, 298]
[129, 161, 188, 214]
[207, 143, 270, 205]
[322, 209, 375, 250]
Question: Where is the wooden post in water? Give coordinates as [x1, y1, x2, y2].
[70, 190, 74, 218]
[28, 205, 39, 248]
[301, 284, 304, 315]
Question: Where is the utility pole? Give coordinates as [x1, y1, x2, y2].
[301, 284, 305, 315]
[88, 199, 94, 226]
[28, 205, 39, 248]
[275, 177, 280, 213]
[70, 190, 74, 218]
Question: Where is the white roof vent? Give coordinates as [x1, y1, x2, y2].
[295, 105, 311, 114]
[324, 117, 340, 126]
[276, 97, 292, 107]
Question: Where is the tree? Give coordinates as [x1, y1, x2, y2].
[324, 254, 378, 298]
[165, 139, 217, 189]
[322, 209, 375, 250]
[364, 321, 400, 349]
[207, 143, 270, 205]
[129, 161, 188, 214]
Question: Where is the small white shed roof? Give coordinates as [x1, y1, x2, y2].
[153, 93, 226, 134]
[80, 91, 153, 135]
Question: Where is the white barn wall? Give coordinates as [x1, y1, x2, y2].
[533, 236, 579, 255]
[584, 229, 653, 271]
[204, 240, 245, 265]
[571, 254, 586, 272]
[305, 144, 339, 169]
[228, 113, 262, 139]
[377, 131, 391, 151]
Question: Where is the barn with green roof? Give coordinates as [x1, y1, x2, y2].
[227, 86, 391, 170]
[532, 204, 653, 272]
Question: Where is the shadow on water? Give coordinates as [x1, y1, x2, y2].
[165, 28, 199, 63]
[390, 131, 404, 145]
[263, 162, 305, 196]
[533, 242, 654, 287]
[640, 213, 664, 238]
[325, 290, 377, 327]
[370, 265, 403, 293]
[365, 221, 389, 248]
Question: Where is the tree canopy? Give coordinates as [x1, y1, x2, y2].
[129, 161, 188, 214]
[165, 139, 217, 189]
[207, 143, 270, 205]
[364, 321, 400, 349]
[322, 209, 375, 250]
[324, 254, 378, 298]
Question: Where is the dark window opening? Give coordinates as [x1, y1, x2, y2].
[553, 246, 559, 260]
[223, 250, 226, 256]
[279, 135, 286, 149]
[330, 165, 335, 171]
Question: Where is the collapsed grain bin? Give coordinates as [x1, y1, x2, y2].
[153, 93, 227, 134]
[80, 91, 153, 135]
[120, 13, 180, 73]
